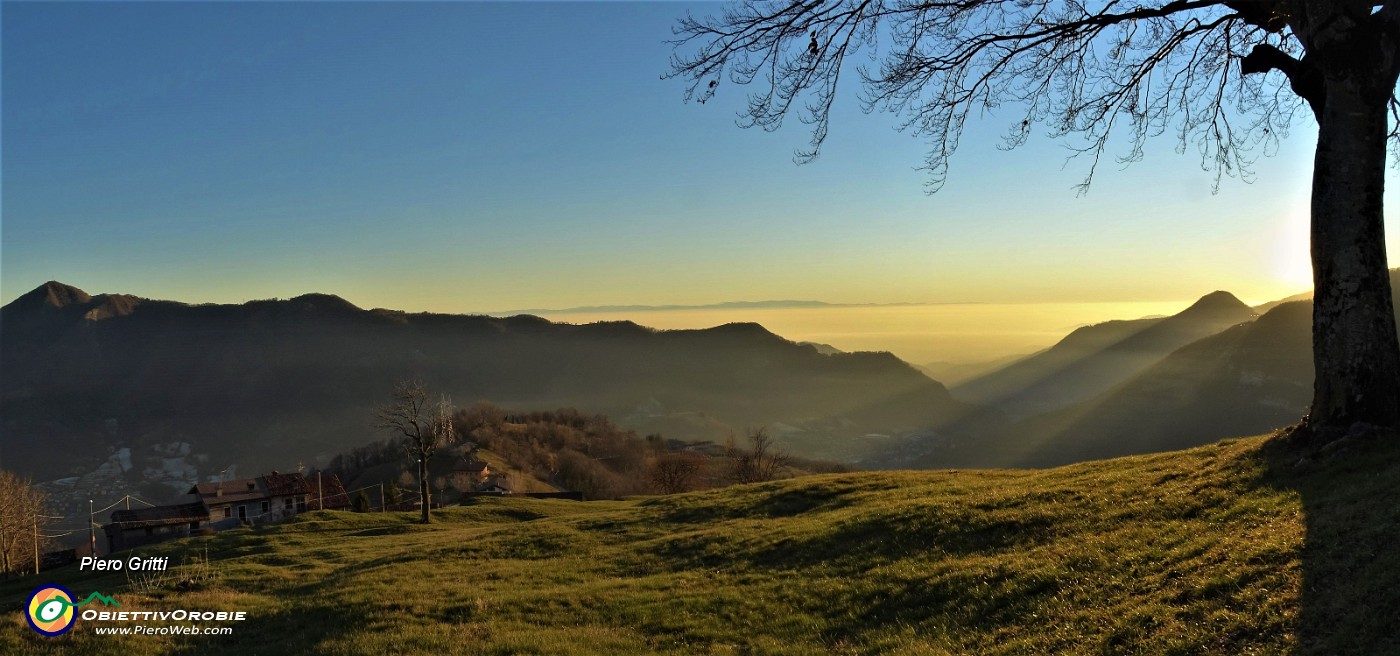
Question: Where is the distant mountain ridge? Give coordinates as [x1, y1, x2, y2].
[491, 299, 979, 315]
[8, 278, 1364, 483]
[1252, 290, 1313, 315]
[897, 272, 1400, 469]
[951, 291, 1257, 419]
[1, 282, 975, 491]
[1006, 300, 1313, 466]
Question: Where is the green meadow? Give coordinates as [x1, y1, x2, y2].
[3, 432, 1397, 655]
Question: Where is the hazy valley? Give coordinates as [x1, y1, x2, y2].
[1, 281, 969, 509]
[0, 274, 1352, 519]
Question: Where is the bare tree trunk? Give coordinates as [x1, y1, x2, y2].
[419, 458, 431, 524]
[0, 526, 10, 577]
[1308, 76, 1400, 435]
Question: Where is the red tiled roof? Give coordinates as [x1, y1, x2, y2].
[263, 472, 312, 497]
[190, 477, 267, 504]
[313, 472, 352, 510]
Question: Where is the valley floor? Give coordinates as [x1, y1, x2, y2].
[3, 432, 1397, 655]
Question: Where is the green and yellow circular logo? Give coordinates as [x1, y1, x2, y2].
[26, 584, 76, 636]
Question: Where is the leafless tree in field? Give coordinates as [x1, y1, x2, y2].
[651, 451, 709, 493]
[375, 380, 457, 523]
[728, 427, 792, 483]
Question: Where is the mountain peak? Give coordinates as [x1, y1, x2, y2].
[706, 322, 780, 337]
[287, 293, 360, 312]
[1181, 290, 1250, 316]
[16, 281, 93, 309]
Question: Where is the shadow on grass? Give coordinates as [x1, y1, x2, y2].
[344, 526, 415, 538]
[648, 504, 1056, 575]
[1258, 430, 1400, 655]
[644, 477, 898, 526]
[826, 567, 1061, 641]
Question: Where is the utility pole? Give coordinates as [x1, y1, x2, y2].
[88, 499, 96, 557]
[379, 483, 385, 513]
[33, 513, 62, 576]
[317, 472, 323, 511]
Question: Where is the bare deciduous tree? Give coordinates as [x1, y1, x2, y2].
[651, 451, 709, 493]
[728, 427, 792, 484]
[669, 1, 1400, 440]
[375, 380, 458, 523]
[0, 470, 48, 576]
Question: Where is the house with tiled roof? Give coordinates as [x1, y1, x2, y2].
[103, 470, 352, 552]
[259, 471, 315, 519]
[192, 476, 275, 527]
[451, 458, 491, 492]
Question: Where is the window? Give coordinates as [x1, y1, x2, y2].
[261, 501, 270, 514]
[284, 498, 293, 510]
[222, 507, 231, 519]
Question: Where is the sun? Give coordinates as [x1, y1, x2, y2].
[1272, 208, 1314, 291]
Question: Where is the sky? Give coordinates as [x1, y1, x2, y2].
[2, 1, 1390, 317]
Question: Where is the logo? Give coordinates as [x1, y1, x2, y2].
[25, 585, 120, 637]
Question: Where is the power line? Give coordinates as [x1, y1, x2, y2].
[92, 497, 133, 514]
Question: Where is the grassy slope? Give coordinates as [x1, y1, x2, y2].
[3, 432, 1397, 655]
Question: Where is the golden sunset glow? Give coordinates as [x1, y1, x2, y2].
[536, 301, 1198, 365]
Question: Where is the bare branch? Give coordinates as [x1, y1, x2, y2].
[1389, 90, 1400, 163]
[670, 0, 1311, 192]
[1240, 42, 1298, 76]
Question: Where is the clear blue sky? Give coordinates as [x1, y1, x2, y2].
[2, 1, 1386, 311]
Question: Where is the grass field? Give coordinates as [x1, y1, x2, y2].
[2, 431, 1397, 655]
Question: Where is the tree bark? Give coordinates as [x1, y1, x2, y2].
[1307, 74, 1400, 434]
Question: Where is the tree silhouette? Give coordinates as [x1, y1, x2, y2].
[651, 451, 708, 493]
[374, 380, 458, 523]
[727, 427, 792, 483]
[669, 1, 1400, 439]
